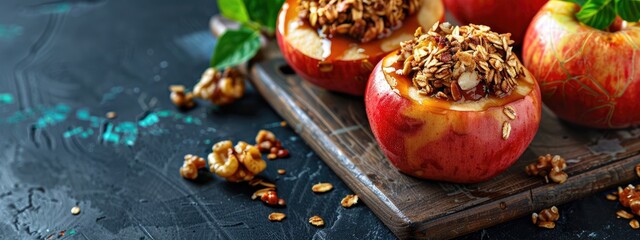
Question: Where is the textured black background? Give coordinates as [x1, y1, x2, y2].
[0, 0, 639, 239]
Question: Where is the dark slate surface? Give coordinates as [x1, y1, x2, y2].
[0, 0, 638, 239]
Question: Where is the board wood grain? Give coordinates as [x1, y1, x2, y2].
[249, 59, 640, 239]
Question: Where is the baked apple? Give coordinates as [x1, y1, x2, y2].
[443, 0, 547, 45]
[366, 23, 542, 183]
[276, 0, 445, 96]
[523, 1, 640, 129]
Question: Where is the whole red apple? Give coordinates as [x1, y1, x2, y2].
[365, 53, 542, 183]
[444, 0, 547, 45]
[276, 0, 444, 96]
[523, 1, 640, 128]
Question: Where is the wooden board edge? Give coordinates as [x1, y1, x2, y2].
[251, 64, 418, 238]
[414, 150, 640, 238]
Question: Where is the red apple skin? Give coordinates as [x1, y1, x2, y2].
[365, 56, 542, 183]
[444, 0, 547, 45]
[523, 1, 640, 129]
[276, 31, 378, 96]
[276, 0, 445, 96]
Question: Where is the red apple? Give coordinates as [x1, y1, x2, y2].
[276, 0, 445, 96]
[444, 0, 547, 45]
[365, 53, 542, 183]
[523, 1, 640, 129]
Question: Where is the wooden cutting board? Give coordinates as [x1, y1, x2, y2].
[211, 16, 640, 240]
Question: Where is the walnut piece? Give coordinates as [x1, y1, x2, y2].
[255, 130, 289, 160]
[169, 85, 196, 109]
[525, 154, 568, 184]
[208, 140, 266, 182]
[193, 67, 245, 106]
[179, 154, 207, 180]
[532, 206, 559, 229]
[298, 0, 421, 43]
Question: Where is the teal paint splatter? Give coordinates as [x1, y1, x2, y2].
[148, 110, 201, 125]
[2, 104, 201, 147]
[35, 104, 70, 128]
[35, 2, 72, 14]
[203, 139, 211, 145]
[76, 108, 104, 127]
[0, 93, 13, 104]
[100, 86, 124, 104]
[0, 24, 23, 40]
[68, 229, 77, 235]
[5, 108, 36, 123]
[63, 127, 94, 138]
[138, 113, 159, 127]
[102, 122, 138, 146]
[102, 123, 119, 143]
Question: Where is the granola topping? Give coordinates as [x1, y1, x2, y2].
[297, 0, 421, 43]
[396, 22, 525, 101]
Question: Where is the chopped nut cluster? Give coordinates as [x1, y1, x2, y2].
[252, 187, 276, 200]
[255, 130, 289, 160]
[309, 215, 325, 227]
[312, 182, 334, 193]
[618, 185, 640, 216]
[341, 194, 359, 208]
[179, 154, 207, 180]
[208, 140, 267, 182]
[525, 154, 568, 184]
[396, 22, 525, 101]
[297, 0, 420, 43]
[169, 85, 196, 109]
[615, 185, 640, 230]
[261, 190, 287, 206]
[531, 206, 559, 229]
[193, 67, 245, 106]
[170, 67, 245, 109]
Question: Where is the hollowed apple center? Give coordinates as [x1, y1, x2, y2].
[278, 0, 444, 62]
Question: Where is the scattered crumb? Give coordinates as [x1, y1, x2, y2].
[277, 169, 286, 175]
[309, 215, 324, 227]
[312, 183, 333, 193]
[71, 206, 81, 215]
[106, 111, 117, 119]
[341, 194, 359, 208]
[269, 212, 286, 222]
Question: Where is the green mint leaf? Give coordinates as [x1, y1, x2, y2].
[210, 28, 261, 69]
[243, 0, 285, 32]
[576, 0, 616, 30]
[562, 0, 588, 6]
[218, 0, 250, 24]
[615, 0, 640, 22]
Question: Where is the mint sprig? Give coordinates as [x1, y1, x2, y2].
[565, 0, 640, 30]
[211, 0, 285, 69]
